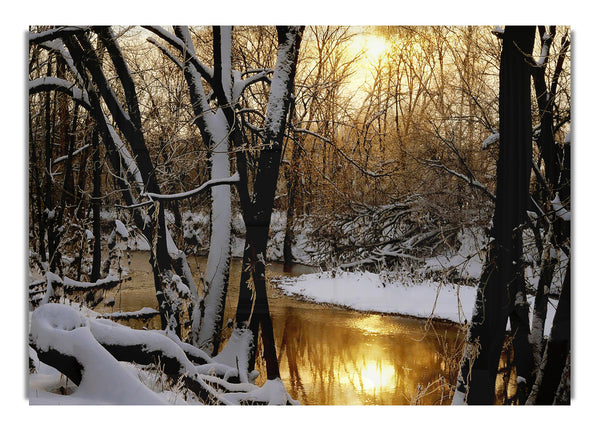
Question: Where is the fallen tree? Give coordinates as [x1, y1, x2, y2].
[29, 303, 298, 405]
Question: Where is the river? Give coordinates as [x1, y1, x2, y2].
[94, 251, 463, 405]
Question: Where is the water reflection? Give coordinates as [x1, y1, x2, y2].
[91, 251, 461, 405]
[271, 301, 458, 405]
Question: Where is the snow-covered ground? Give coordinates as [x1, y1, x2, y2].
[274, 269, 556, 336]
[28, 302, 296, 406]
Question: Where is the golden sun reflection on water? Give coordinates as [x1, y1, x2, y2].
[359, 360, 396, 391]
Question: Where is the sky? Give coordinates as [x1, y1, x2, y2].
[4, 1, 599, 428]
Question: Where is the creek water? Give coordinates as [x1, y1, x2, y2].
[94, 251, 462, 405]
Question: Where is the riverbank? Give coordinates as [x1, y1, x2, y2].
[273, 269, 556, 336]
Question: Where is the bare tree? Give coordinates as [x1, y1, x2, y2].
[452, 26, 536, 405]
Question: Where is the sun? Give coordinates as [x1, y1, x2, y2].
[349, 32, 389, 65]
[344, 31, 391, 92]
[362, 35, 388, 64]
[360, 360, 395, 391]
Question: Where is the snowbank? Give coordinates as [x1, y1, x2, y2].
[274, 269, 556, 335]
[275, 270, 475, 323]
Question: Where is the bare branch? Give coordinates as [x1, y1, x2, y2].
[143, 25, 214, 83]
[422, 158, 496, 201]
[143, 173, 240, 202]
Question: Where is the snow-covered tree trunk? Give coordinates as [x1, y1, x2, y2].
[163, 26, 234, 353]
[283, 122, 302, 271]
[196, 131, 232, 353]
[194, 27, 235, 355]
[232, 26, 304, 380]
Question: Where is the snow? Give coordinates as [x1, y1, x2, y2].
[28, 302, 293, 405]
[30, 303, 167, 404]
[108, 122, 145, 193]
[275, 269, 556, 335]
[114, 219, 129, 238]
[276, 270, 475, 323]
[212, 327, 254, 383]
[537, 39, 550, 67]
[102, 307, 158, 319]
[223, 378, 299, 405]
[551, 194, 571, 221]
[421, 228, 486, 280]
[29, 77, 90, 108]
[144, 173, 239, 201]
[481, 132, 499, 150]
[62, 274, 119, 289]
[264, 28, 299, 137]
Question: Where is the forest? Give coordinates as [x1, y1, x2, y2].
[26, 24, 571, 408]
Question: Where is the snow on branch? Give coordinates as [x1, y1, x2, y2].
[107, 122, 146, 193]
[61, 274, 122, 291]
[232, 69, 272, 102]
[143, 172, 240, 202]
[102, 307, 159, 320]
[29, 26, 88, 44]
[52, 143, 91, 165]
[481, 132, 499, 150]
[30, 272, 124, 307]
[28, 77, 91, 110]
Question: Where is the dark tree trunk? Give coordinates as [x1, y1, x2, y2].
[454, 26, 535, 405]
[42, 56, 54, 269]
[91, 128, 102, 282]
[283, 134, 302, 272]
[55, 101, 79, 241]
[29, 111, 45, 260]
[535, 262, 571, 404]
[532, 26, 558, 194]
[234, 26, 304, 380]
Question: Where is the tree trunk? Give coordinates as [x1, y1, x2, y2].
[283, 127, 303, 272]
[91, 128, 102, 282]
[43, 56, 54, 269]
[453, 26, 535, 405]
[234, 26, 304, 380]
[63, 32, 178, 334]
[528, 262, 570, 404]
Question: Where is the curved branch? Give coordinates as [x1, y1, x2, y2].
[28, 77, 90, 110]
[143, 173, 240, 202]
[29, 26, 87, 45]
